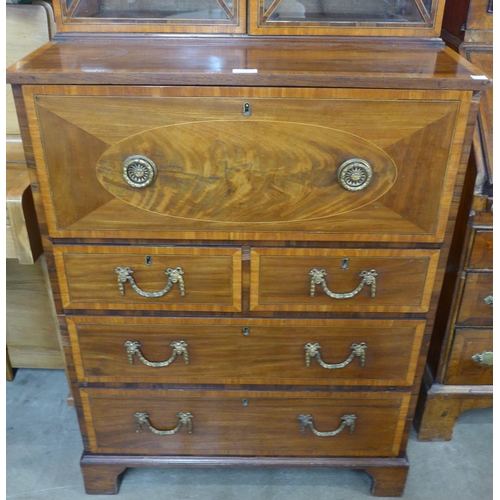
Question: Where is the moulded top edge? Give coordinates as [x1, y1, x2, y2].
[6, 39, 491, 91]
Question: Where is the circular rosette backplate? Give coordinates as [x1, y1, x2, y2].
[122, 155, 157, 188]
[337, 159, 373, 191]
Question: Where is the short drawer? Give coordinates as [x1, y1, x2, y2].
[456, 273, 493, 327]
[445, 328, 493, 385]
[251, 248, 440, 313]
[468, 230, 493, 270]
[81, 388, 410, 457]
[68, 317, 425, 386]
[54, 245, 241, 312]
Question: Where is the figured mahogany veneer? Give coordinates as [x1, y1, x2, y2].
[22, 85, 471, 243]
[251, 248, 440, 313]
[54, 245, 242, 312]
[7, 35, 489, 495]
[81, 388, 411, 456]
[68, 316, 425, 386]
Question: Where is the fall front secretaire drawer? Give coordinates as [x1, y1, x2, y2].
[81, 388, 410, 457]
[25, 86, 469, 243]
[251, 248, 440, 313]
[54, 245, 241, 312]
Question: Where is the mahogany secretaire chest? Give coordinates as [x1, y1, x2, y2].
[6, 0, 490, 495]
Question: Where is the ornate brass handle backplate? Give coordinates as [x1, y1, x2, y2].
[124, 340, 189, 367]
[304, 342, 367, 369]
[115, 266, 185, 298]
[134, 411, 193, 435]
[337, 158, 373, 191]
[309, 268, 377, 299]
[298, 413, 356, 437]
[471, 351, 493, 366]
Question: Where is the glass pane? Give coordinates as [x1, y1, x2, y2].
[263, 0, 428, 24]
[71, 0, 234, 20]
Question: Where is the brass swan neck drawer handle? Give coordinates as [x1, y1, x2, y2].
[484, 295, 493, 305]
[309, 268, 377, 299]
[134, 412, 193, 435]
[471, 351, 493, 366]
[298, 414, 356, 437]
[304, 342, 367, 369]
[124, 340, 189, 367]
[115, 266, 185, 298]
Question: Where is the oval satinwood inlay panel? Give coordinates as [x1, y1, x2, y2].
[96, 121, 397, 223]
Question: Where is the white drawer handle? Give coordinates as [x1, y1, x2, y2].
[309, 268, 377, 299]
[124, 340, 189, 367]
[298, 413, 356, 437]
[304, 342, 367, 369]
[115, 266, 185, 298]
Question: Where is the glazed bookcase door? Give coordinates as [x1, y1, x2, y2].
[249, 0, 444, 37]
[54, 0, 246, 33]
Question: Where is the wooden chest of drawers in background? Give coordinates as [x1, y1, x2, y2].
[414, 0, 493, 441]
[7, 37, 489, 496]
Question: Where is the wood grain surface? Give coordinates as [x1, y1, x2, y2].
[251, 247, 440, 313]
[468, 229, 493, 269]
[444, 328, 493, 385]
[81, 388, 411, 456]
[456, 272, 493, 326]
[67, 316, 425, 386]
[22, 85, 471, 243]
[7, 41, 490, 90]
[54, 245, 242, 312]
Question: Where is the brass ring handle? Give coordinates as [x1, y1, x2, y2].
[484, 295, 493, 305]
[298, 414, 356, 437]
[115, 266, 185, 298]
[471, 351, 493, 366]
[304, 342, 367, 369]
[122, 155, 157, 188]
[134, 411, 193, 435]
[124, 340, 189, 367]
[337, 158, 373, 191]
[309, 268, 377, 299]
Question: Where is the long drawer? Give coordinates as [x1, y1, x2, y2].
[81, 388, 411, 457]
[68, 317, 425, 386]
[54, 245, 242, 312]
[251, 247, 440, 313]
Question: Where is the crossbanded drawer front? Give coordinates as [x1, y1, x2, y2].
[54, 245, 242, 312]
[81, 388, 410, 457]
[456, 273, 493, 327]
[27, 86, 465, 243]
[68, 317, 425, 386]
[468, 230, 493, 270]
[251, 248, 440, 313]
[445, 328, 493, 385]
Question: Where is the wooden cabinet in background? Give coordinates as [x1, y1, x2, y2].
[414, 0, 493, 442]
